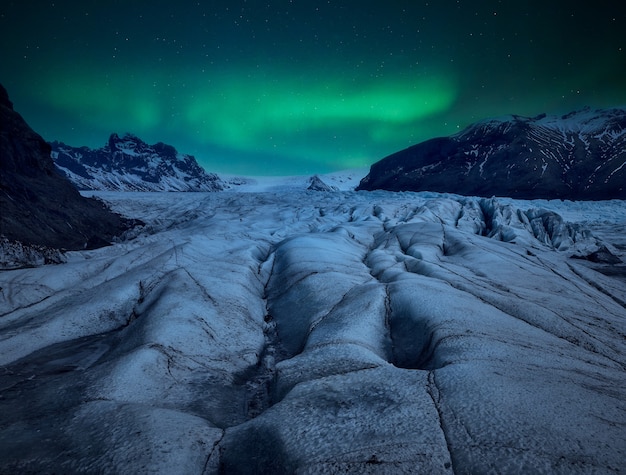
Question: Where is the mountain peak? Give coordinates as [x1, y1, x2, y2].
[108, 132, 144, 144]
[358, 107, 626, 200]
[106, 132, 150, 155]
[51, 135, 224, 192]
[0, 83, 13, 110]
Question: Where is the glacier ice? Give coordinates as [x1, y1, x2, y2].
[0, 190, 624, 473]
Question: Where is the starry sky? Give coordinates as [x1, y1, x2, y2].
[1, 1, 625, 175]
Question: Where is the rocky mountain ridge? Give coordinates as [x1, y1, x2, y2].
[51, 134, 224, 192]
[0, 84, 133, 267]
[357, 107, 626, 200]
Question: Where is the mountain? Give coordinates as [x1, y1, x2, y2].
[357, 108, 626, 199]
[50, 133, 224, 191]
[0, 84, 133, 267]
[1, 189, 624, 473]
[307, 174, 339, 191]
[222, 168, 368, 192]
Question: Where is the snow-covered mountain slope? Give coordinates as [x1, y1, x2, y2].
[358, 107, 626, 200]
[0, 190, 625, 473]
[50, 133, 224, 191]
[223, 167, 368, 192]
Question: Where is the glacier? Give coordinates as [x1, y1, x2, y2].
[0, 189, 624, 474]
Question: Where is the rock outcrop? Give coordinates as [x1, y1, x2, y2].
[0, 84, 133, 257]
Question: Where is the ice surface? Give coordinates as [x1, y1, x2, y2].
[0, 187, 624, 473]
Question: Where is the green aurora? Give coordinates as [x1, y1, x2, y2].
[2, 1, 625, 175]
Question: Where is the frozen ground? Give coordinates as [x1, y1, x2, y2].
[0, 185, 625, 473]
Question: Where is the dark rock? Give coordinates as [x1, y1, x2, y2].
[0, 237, 65, 269]
[572, 245, 622, 264]
[0, 84, 135, 254]
[357, 108, 626, 200]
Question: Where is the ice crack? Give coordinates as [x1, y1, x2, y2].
[426, 371, 456, 474]
[243, 315, 284, 419]
[202, 429, 225, 475]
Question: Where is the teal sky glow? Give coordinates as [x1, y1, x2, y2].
[1, 1, 625, 175]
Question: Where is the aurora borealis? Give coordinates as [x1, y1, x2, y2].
[2, 2, 625, 175]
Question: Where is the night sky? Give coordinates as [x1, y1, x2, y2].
[1, 1, 625, 175]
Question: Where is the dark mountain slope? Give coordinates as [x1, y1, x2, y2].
[0, 84, 133, 252]
[357, 108, 626, 199]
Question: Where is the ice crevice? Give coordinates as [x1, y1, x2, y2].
[426, 371, 456, 474]
[202, 429, 225, 474]
[377, 220, 626, 369]
[242, 312, 283, 419]
[566, 261, 626, 310]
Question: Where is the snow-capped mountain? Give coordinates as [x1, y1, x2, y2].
[221, 168, 368, 192]
[50, 133, 224, 192]
[358, 107, 626, 199]
[307, 174, 339, 191]
[1, 188, 624, 473]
